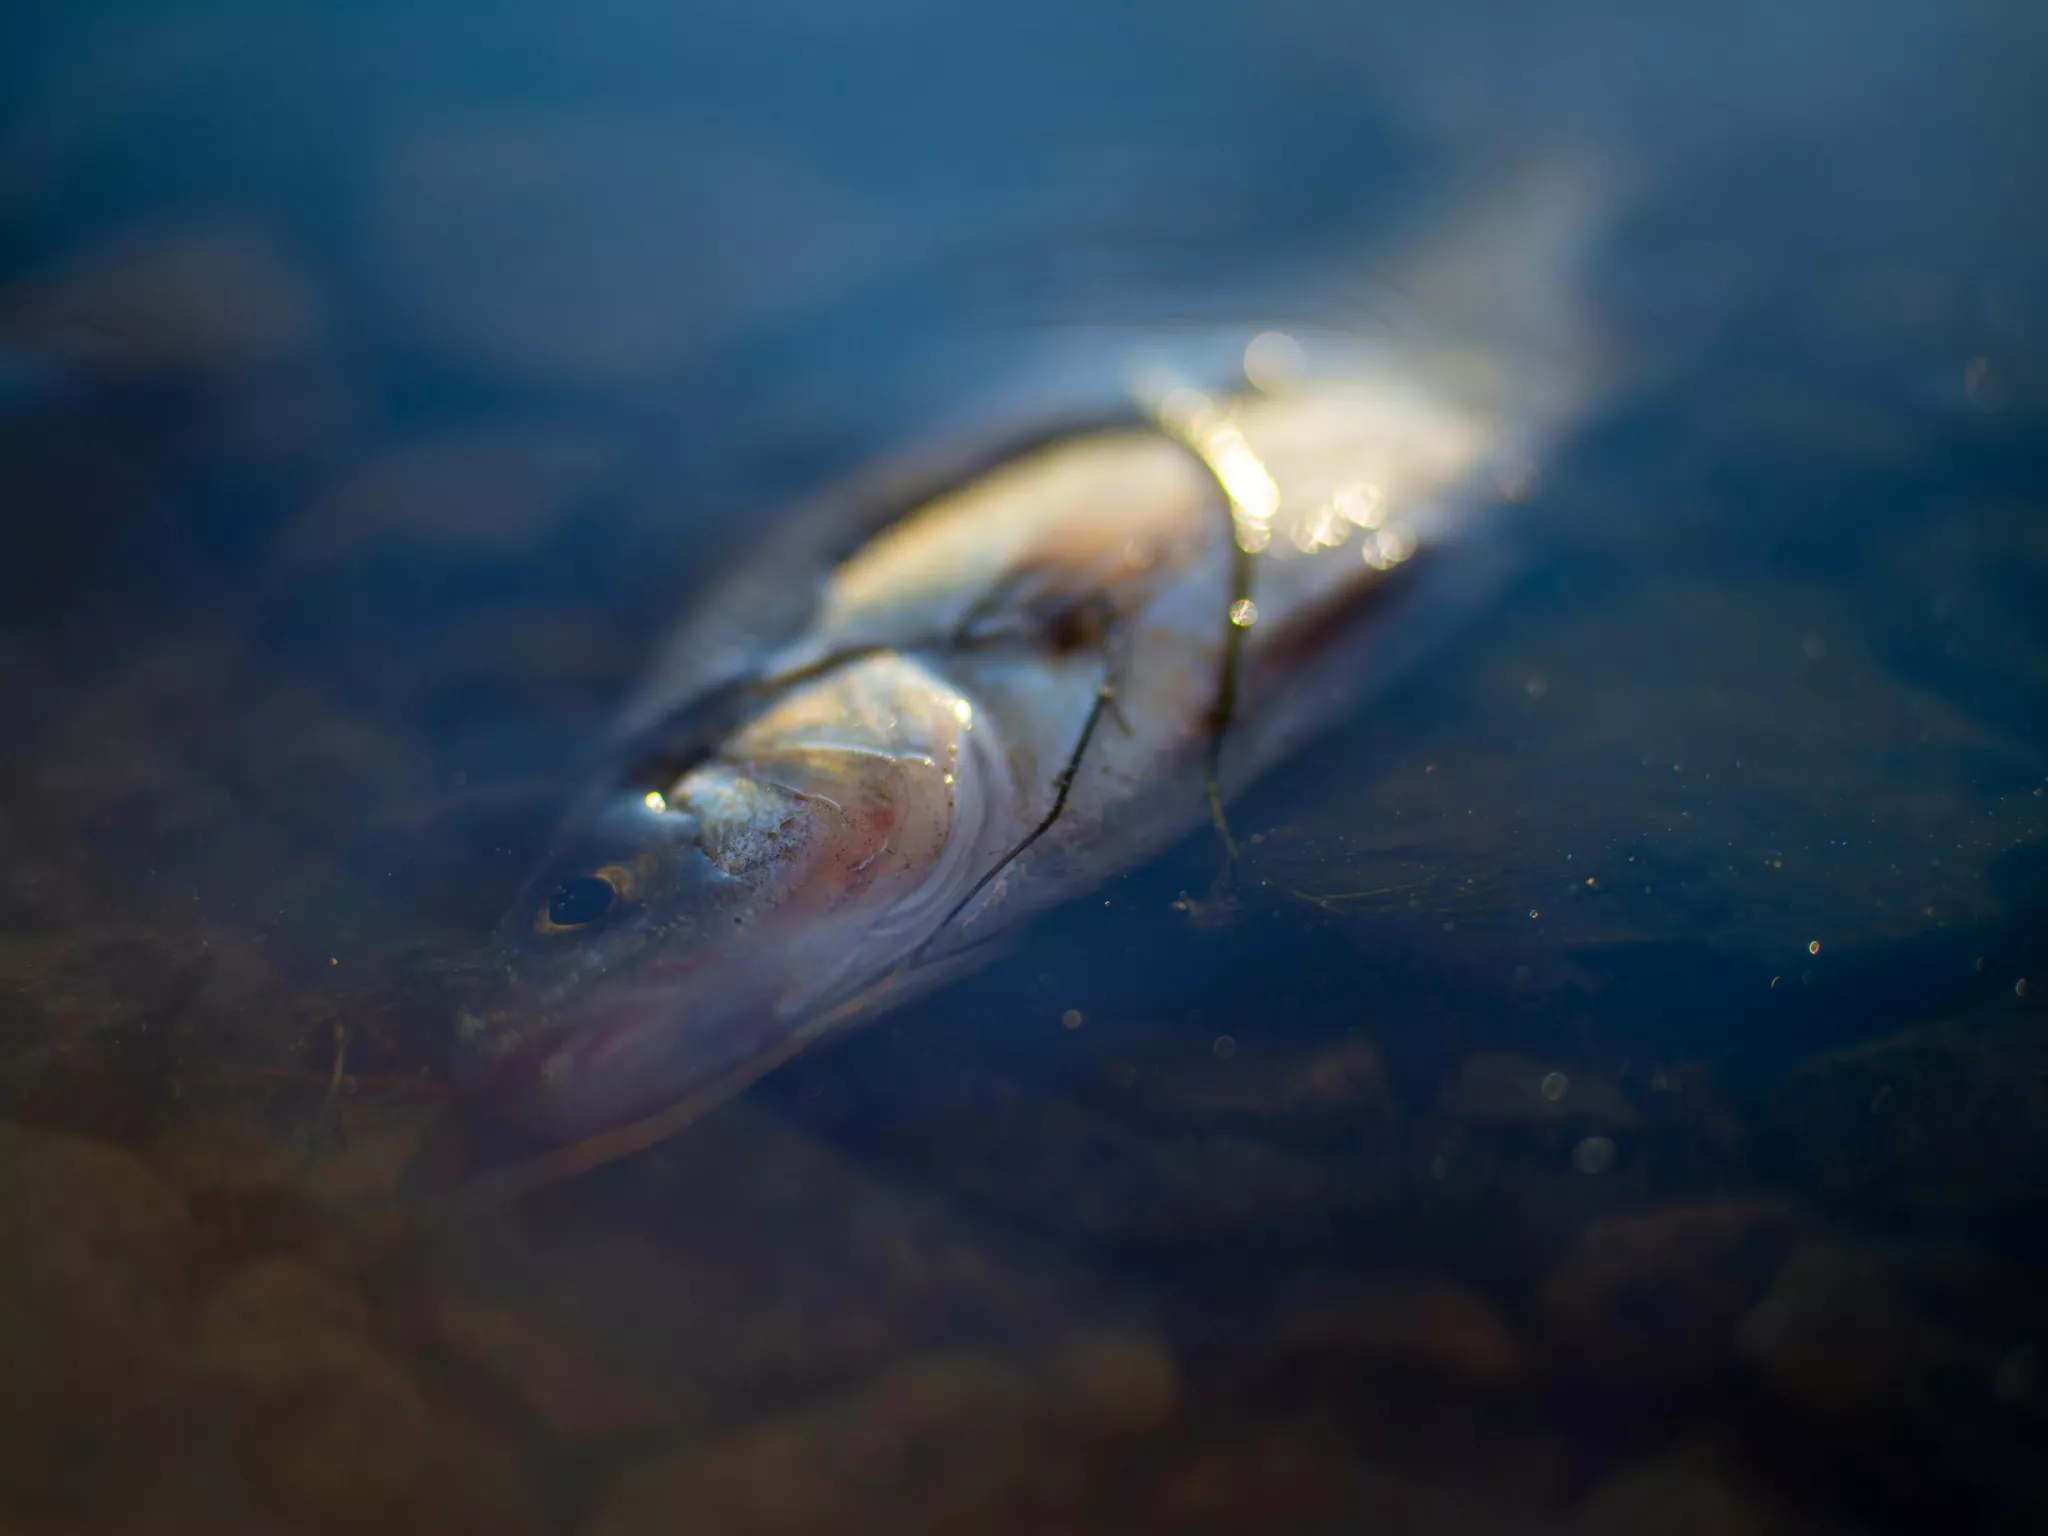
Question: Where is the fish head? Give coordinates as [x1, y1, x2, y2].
[456, 653, 1001, 1141]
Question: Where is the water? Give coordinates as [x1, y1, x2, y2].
[3, 3, 2046, 1531]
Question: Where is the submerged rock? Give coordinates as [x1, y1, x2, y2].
[0, 1118, 543, 1534]
[1741, 1234, 2048, 1521]
[586, 1331, 1177, 1536]
[1737, 1237, 1917, 1423]
[0, 1121, 201, 1512]
[1569, 1444, 1837, 1536]
[1541, 1198, 1811, 1390]
[1441, 1052, 1639, 1130]
[1280, 1277, 1527, 1386]
[5, 218, 329, 373]
[1762, 1016, 2048, 1233]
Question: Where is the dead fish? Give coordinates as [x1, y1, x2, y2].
[457, 167, 1610, 1146]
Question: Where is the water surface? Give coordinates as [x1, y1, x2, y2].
[3, 3, 2046, 1531]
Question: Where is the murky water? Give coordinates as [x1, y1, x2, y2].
[4, 3, 2046, 1532]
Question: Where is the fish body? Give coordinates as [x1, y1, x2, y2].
[458, 168, 1610, 1143]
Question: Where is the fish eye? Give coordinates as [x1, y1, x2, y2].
[544, 874, 617, 929]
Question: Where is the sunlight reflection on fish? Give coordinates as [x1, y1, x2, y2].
[455, 160, 1615, 1154]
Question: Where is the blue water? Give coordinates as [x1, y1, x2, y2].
[3, 3, 2045, 1531]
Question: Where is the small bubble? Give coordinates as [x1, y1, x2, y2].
[1061, 1009, 1084, 1030]
[1213, 1034, 1237, 1060]
[1808, 940, 1821, 955]
[2020, 978, 2030, 998]
[1369, 524, 1416, 566]
[1540, 1071, 1569, 1102]
[1243, 330, 1306, 392]
[1334, 481, 1385, 529]
[1229, 598, 1259, 628]
[1529, 909, 1541, 919]
[1572, 1136, 1615, 1174]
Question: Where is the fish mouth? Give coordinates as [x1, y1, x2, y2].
[455, 989, 678, 1142]
[453, 973, 786, 1144]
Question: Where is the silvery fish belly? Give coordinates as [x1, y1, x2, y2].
[458, 169, 1609, 1142]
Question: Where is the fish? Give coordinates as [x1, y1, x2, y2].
[455, 164, 1611, 1148]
